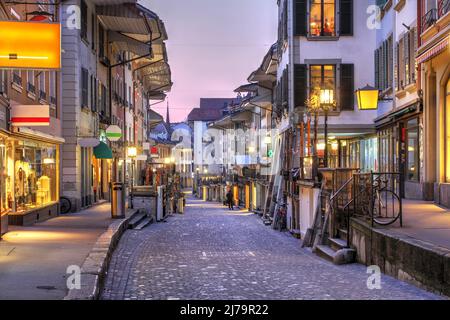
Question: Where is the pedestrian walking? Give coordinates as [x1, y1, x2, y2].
[226, 189, 234, 210]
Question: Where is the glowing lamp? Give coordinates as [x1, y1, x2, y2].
[317, 143, 326, 151]
[0, 21, 61, 69]
[356, 85, 379, 110]
[127, 146, 137, 158]
[320, 89, 334, 105]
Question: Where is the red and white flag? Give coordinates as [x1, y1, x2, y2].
[11, 104, 50, 127]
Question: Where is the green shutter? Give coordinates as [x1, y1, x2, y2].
[340, 64, 354, 111]
[340, 0, 353, 36]
[294, 0, 307, 36]
[294, 64, 307, 109]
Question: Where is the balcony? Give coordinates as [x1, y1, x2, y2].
[13, 73, 22, 86]
[421, 8, 437, 32]
[438, 0, 450, 19]
[39, 90, 47, 101]
[27, 83, 36, 94]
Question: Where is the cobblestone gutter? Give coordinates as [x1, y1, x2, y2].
[350, 218, 450, 297]
[64, 209, 139, 300]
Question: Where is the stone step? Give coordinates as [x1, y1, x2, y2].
[315, 244, 356, 265]
[128, 212, 146, 229]
[328, 237, 348, 251]
[134, 216, 154, 230]
[338, 228, 348, 240]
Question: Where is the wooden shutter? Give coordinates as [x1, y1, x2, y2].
[81, 68, 88, 108]
[388, 35, 393, 89]
[340, 64, 354, 111]
[340, 0, 353, 36]
[282, 66, 289, 108]
[80, 0, 87, 40]
[375, 49, 379, 89]
[409, 27, 417, 83]
[294, 0, 307, 36]
[398, 37, 404, 89]
[404, 33, 410, 85]
[294, 64, 307, 109]
[395, 41, 399, 90]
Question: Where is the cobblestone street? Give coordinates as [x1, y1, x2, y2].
[101, 196, 441, 300]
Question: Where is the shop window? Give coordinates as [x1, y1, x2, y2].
[0, 139, 7, 214]
[310, 0, 336, 37]
[406, 118, 419, 181]
[13, 141, 58, 213]
[446, 78, 450, 182]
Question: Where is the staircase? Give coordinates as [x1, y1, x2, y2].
[310, 169, 358, 265]
[128, 211, 154, 230]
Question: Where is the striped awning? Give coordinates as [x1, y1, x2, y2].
[416, 37, 449, 64]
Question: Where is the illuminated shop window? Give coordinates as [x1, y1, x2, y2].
[406, 118, 419, 181]
[12, 140, 58, 213]
[310, 0, 336, 37]
[446, 78, 450, 182]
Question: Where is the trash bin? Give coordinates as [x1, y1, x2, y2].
[178, 198, 184, 214]
[111, 182, 125, 218]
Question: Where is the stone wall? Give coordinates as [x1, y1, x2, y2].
[350, 218, 450, 297]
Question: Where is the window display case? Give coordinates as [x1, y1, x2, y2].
[4, 139, 58, 214]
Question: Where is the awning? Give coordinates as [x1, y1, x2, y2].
[96, 3, 166, 44]
[416, 37, 449, 64]
[12, 127, 65, 144]
[108, 30, 151, 56]
[94, 141, 113, 159]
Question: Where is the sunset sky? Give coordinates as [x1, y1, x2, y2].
[143, 0, 278, 122]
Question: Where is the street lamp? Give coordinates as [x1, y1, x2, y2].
[356, 84, 379, 110]
[319, 88, 335, 168]
[127, 146, 137, 209]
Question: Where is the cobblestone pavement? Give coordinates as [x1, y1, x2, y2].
[101, 196, 441, 300]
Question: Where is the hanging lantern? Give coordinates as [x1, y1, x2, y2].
[356, 85, 379, 110]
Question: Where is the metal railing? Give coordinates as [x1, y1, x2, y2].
[318, 171, 403, 248]
[438, 0, 450, 18]
[422, 8, 437, 31]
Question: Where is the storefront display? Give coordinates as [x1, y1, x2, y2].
[2, 139, 58, 214]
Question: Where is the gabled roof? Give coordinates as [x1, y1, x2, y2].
[187, 108, 224, 122]
[199, 98, 237, 110]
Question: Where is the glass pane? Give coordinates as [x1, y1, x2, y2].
[310, 0, 322, 37]
[446, 81, 450, 181]
[14, 141, 57, 212]
[407, 127, 419, 181]
[323, 1, 335, 36]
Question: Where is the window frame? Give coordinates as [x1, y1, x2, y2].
[406, 117, 420, 182]
[446, 78, 450, 182]
[308, 0, 337, 38]
[309, 64, 337, 108]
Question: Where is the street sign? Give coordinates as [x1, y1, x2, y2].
[106, 125, 122, 142]
[0, 21, 61, 69]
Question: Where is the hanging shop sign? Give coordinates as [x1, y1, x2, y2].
[0, 21, 61, 69]
[136, 155, 148, 161]
[105, 125, 122, 142]
[143, 142, 150, 150]
[11, 104, 50, 127]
